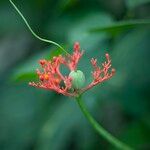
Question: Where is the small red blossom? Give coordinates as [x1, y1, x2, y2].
[29, 42, 115, 97]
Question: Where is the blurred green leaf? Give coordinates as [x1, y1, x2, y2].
[126, 0, 150, 9]
[58, 0, 78, 11]
[110, 27, 150, 117]
[35, 96, 105, 150]
[13, 72, 37, 82]
[35, 100, 81, 150]
[68, 12, 113, 49]
[122, 118, 150, 149]
[0, 5, 23, 34]
[10, 47, 63, 82]
[0, 84, 53, 150]
[89, 19, 150, 35]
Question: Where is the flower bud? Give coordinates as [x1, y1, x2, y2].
[69, 70, 85, 89]
[74, 42, 80, 51]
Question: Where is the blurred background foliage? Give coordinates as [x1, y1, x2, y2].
[0, 0, 150, 150]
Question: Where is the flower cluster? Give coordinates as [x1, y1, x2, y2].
[29, 42, 115, 97]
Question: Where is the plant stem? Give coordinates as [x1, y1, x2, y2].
[76, 95, 134, 150]
[9, 0, 69, 55]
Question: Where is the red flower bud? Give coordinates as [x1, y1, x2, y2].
[74, 42, 80, 52]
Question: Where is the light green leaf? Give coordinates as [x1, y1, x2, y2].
[35, 100, 81, 150]
[110, 27, 150, 116]
[89, 19, 150, 35]
[10, 47, 63, 82]
[126, 0, 150, 9]
[68, 12, 113, 50]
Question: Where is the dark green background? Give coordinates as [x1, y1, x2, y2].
[0, 0, 150, 150]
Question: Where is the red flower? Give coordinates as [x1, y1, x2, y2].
[29, 42, 115, 97]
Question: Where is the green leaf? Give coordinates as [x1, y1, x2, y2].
[68, 12, 113, 49]
[121, 118, 150, 148]
[10, 47, 63, 82]
[0, 84, 53, 150]
[0, 5, 24, 34]
[35, 100, 81, 150]
[89, 19, 150, 35]
[110, 27, 150, 117]
[126, 0, 150, 9]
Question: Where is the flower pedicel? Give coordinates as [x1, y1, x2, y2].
[29, 42, 115, 97]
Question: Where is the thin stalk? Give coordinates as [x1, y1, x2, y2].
[76, 95, 134, 150]
[9, 0, 69, 55]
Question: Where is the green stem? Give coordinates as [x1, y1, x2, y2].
[9, 0, 69, 55]
[76, 95, 134, 150]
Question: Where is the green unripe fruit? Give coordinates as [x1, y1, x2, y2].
[69, 70, 85, 89]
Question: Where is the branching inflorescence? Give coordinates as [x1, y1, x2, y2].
[9, 0, 133, 148]
[29, 42, 115, 97]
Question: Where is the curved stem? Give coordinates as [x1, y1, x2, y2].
[9, 0, 69, 55]
[76, 95, 134, 150]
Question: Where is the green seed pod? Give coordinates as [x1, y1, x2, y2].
[69, 70, 85, 89]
